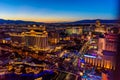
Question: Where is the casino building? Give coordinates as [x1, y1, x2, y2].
[10, 30, 49, 51]
[84, 27, 120, 80]
[24, 30, 49, 51]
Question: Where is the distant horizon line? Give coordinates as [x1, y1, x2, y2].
[0, 18, 117, 23]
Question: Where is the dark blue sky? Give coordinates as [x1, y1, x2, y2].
[0, 0, 117, 22]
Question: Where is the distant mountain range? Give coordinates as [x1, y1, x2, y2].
[0, 19, 43, 25]
[0, 19, 118, 25]
[68, 19, 118, 24]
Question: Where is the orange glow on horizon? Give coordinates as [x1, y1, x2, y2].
[1, 16, 80, 23]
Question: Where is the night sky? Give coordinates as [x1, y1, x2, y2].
[0, 0, 117, 22]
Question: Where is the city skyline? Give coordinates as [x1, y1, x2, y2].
[0, 0, 117, 23]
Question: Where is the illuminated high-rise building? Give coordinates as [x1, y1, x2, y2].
[10, 30, 49, 51]
[24, 30, 49, 50]
[85, 27, 120, 80]
[100, 27, 120, 80]
[66, 27, 82, 35]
